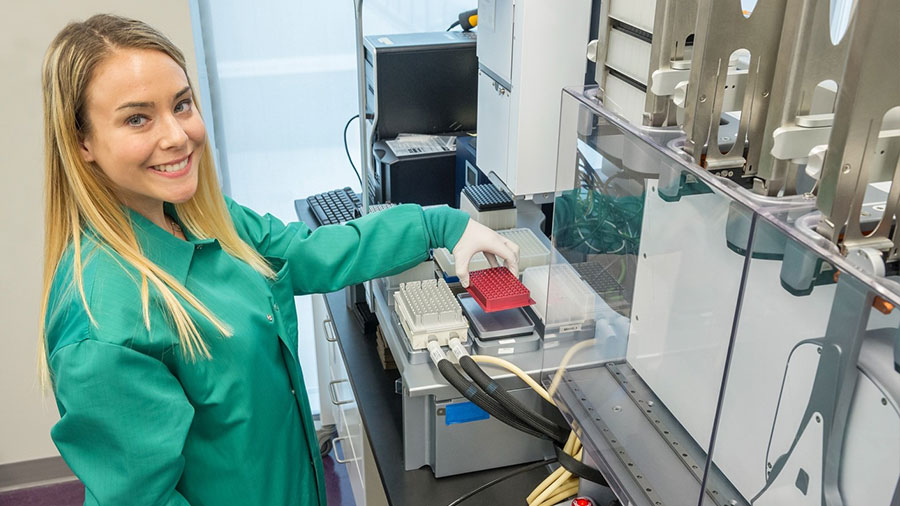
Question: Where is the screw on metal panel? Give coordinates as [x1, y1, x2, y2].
[647, 401, 654, 407]
[613, 405, 622, 412]
[700, 95, 707, 103]
[882, 398, 888, 405]
[767, 462, 772, 469]
[842, 163, 852, 174]
[816, 415, 822, 423]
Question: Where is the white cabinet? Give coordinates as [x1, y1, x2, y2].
[312, 293, 388, 506]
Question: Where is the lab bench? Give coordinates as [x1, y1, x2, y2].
[296, 198, 555, 506]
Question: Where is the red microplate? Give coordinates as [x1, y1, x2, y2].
[465, 266, 535, 313]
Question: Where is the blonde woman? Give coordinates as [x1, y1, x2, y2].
[41, 14, 518, 506]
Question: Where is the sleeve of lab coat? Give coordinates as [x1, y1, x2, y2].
[50, 340, 194, 506]
[226, 198, 469, 295]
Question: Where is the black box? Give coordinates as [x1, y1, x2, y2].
[364, 32, 477, 140]
[372, 139, 458, 207]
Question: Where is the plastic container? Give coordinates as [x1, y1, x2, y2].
[433, 228, 551, 279]
[465, 267, 536, 312]
[522, 263, 597, 330]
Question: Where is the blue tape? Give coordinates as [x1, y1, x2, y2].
[445, 401, 490, 425]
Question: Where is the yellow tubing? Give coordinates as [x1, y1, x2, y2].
[547, 339, 597, 397]
[536, 484, 579, 506]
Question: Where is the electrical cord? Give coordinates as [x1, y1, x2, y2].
[528, 433, 580, 505]
[469, 354, 554, 404]
[445, 458, 558, 506]
[316, 424, 338, 458]
[448, 339, 566, 444]
[456, 358, 587, 504]
[427, 341, 549, 441]
[437, 359, 549, 441]
[458, 354, 568, 445]
[447, 340, 608, 503]
[554, 444, 607, 487]
[342, 114, 363, 187]
[447, 9, 477, 32]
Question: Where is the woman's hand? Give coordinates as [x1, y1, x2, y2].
[452, 219, 520, 288]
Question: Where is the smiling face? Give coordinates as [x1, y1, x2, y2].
[79, 48, 205, 218]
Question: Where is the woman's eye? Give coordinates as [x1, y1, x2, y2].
[127, 115, 147, 127]
[175, 98, 193, 114]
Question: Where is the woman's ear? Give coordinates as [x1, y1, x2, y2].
[79, 136, 96, 163]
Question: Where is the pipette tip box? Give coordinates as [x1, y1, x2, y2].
[465, 267, 535, 313]
[395, 279, 469, 350]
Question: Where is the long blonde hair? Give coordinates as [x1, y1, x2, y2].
[39, 14, 275, 380]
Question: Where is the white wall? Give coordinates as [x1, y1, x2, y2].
[0, 0, 200, 466]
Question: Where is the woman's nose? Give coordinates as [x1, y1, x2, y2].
[159, 113, 189, 150]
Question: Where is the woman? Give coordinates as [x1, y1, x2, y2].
[40, 14, 518, 506]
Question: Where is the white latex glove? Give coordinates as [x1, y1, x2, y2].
[452, 219, 520, 288]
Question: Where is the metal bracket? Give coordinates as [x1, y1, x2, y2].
[644, 0, 699, 127]
[753, 0, 852, 196]
[682, 0, 789, 175]
[816, 0, 900, 261]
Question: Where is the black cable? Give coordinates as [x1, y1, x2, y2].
[316, 424, 338, 458]
[342, 114, 363, 187]
[439, 355, 611, 488]
[437, 359, 548, 441]
[458, 355, 568, 445]
[445, 458, 558, 506]
[555, 445, 609, 486]
[446, 20, 460, 31]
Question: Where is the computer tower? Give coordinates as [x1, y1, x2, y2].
[364, 31, 478, 140]
[372, 139, 458, 207]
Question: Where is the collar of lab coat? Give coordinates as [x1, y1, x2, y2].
[124, 202, 220, 283]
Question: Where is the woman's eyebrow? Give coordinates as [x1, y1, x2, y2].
[116, 87, 191, 111]
[174, 86, 191, 100]
[116, 100, 152, 111]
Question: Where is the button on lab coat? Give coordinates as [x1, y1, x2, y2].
[45, 198, 469, 506]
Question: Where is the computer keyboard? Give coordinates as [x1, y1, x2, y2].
[354, 202, 398, 218]
[306, 187, 362, 226]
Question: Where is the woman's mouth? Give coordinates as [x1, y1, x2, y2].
[150, 153, 192, 176]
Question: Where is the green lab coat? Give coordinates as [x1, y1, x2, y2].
[45, 198, 469, 506]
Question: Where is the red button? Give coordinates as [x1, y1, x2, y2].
[571, 498, 594, 506]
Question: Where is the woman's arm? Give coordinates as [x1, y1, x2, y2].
[227, 198, 470, 294]
[50, 340, 194, 506]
